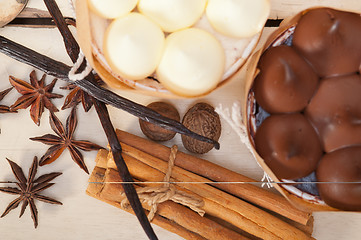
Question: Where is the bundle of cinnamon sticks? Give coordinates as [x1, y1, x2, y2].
[86, 130, 314, 240]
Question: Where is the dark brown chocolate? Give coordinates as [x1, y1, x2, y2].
[305, 74, 361, 152]
[293, 8, 361, 78]
[252, 8, 361, 210]
[255, 113, 322, 180]
[254, 45, 319, 114]
[317, 146, 361, 211]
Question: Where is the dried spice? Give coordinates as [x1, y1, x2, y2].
[60, 75, 102, 112]
[9, 70, 63, 126]
[0, 34, 211, 240]
[60, 83, 93, 112]
[43, 1, 157, 238]
[0, 36, 220, 149]
[182, 103, 221, 154]
[0, 157, 62, 228]
[30, 107, 104, 174]
[0, 87, 16, 113]
[139, 101, 180, 141]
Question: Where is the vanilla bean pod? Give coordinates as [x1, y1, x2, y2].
[0, 36, 69, 78]
[43, 1, 156, 239]
[0, 36, 219, 149]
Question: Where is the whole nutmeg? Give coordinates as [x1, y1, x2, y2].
[181, 103, 221, 154]
[139, 101, 180, 141]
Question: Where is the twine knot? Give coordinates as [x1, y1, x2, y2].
[121, 145, 205, 221]
[68, 51, 93, 81]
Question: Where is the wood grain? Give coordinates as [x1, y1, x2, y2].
[0, 1, 361, 240]
[269, 0, 361, 19]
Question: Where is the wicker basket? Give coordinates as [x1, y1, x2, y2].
[75, 0, 263, 98]
[243, 7, 361, 212]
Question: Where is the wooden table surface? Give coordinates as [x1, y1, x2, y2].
[0, 0, 361, 239]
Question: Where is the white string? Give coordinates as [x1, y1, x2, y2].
[66, 0, 94, 82]
[215, 102, 273, 188]
[261, 173, 274, 188]
[68, 51, 93, 81]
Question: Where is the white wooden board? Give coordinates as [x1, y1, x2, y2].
[0, 1, 360, 239]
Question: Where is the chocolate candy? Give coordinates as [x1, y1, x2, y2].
[305, 74, 361, 152]
[254, 45, 319, 114]
[293, 8, 361, 78]
[252, 8, 361, 210]
[317, 146, 361, 211]
[255, 113, 322, 180]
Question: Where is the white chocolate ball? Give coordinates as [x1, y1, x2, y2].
[103, 13, 165, 80]
[206, 0, 270, 38]
[88, 0, 138, 19]
[138, 0, 206, 32]
[156, 28, 225, 97]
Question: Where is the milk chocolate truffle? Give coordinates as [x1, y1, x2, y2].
[293, 8, 361, 78]
[305, 74, 361, 153]
[255, 113, 322, 180]
[254, 45, 319, 114]
[317, 146, 361, 211]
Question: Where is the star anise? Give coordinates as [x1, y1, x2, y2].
[60, 83, 93, 112]
[60, 74, 103, 112]
[0, 87, 16, 113]
[9, 70, 63, 126]
[0, 157, 62, 228]
[30, 107, 104, 174]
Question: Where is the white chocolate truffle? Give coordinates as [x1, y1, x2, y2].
[206, 0, 270, 38]
[156, 28, 225, 97]
[138, 0, 206, 32]
[103, 13, 165, 80]
[88, 0, 138, 19]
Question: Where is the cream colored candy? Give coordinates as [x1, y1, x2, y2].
[156, 28, 225, 97]
[138, 0, 206, 32]
[88, 0, 138, 19]
[103, 13, 165, 80]
[206, 0, 270, 38]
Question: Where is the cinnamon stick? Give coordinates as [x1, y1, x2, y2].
[106, 147, 312, 240]
[106, 170, 249, 240]
[103, 154, 280, 239]
[86, 165, 207, 240]
[103, 153, 278, 239]
[95, 149, 314, 238]
[278, 214, 314, 237]
[115, 129, 311, 225]
[89, 150, 249, 240]
[205, 214, 263, 240]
